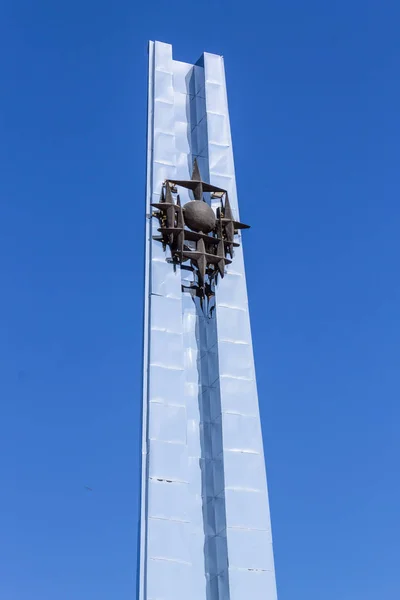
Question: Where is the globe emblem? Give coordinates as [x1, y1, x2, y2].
[183, 200, 216, 233]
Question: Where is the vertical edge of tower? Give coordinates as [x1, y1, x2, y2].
[138, 39, 154, 600]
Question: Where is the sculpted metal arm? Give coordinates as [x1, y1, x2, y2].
[152, 159, 249, 302]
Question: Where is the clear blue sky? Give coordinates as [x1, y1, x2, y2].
[1, 1, 399, 599]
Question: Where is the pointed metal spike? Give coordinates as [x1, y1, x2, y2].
[151, 203, 171, 211]
[193, 182, 203, 201]
[158, 227, 184, 235]
[197, 255, 207, 285]
[197, 238, 206, 254]
[176, 231, 184, 253]
[223, 193, 234, 220]
[166, 204, 175, 227]
[167, 180, 226, 194]
[207, 255, 232, 266]
[232, 221, 250, 230]
[224, 221, 235, 242]
[218, 259, 226, 277]
[161, 186, 166, 202]
[192, 158, 202, 182]
[181, 251, 231, 265]
[176, 206, 184, 229]
[165, 184, 174, 204]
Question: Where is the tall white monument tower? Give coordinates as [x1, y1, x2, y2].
[139, 41, 278, 600]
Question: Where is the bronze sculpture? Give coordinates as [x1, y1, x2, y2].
[152, 159, 249, 303]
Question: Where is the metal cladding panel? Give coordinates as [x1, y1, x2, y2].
[203, 52, 278, 598]
[141, 41, 194, 600]
[141, 41, 277, 600]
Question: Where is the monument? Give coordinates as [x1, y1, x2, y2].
[139, 41, 278, 600]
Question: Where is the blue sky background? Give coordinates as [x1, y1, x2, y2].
[1, 1, 399, 598]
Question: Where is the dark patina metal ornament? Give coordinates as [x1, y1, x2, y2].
[152, 159, 249, 303]
[183, 201, 216, 233]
